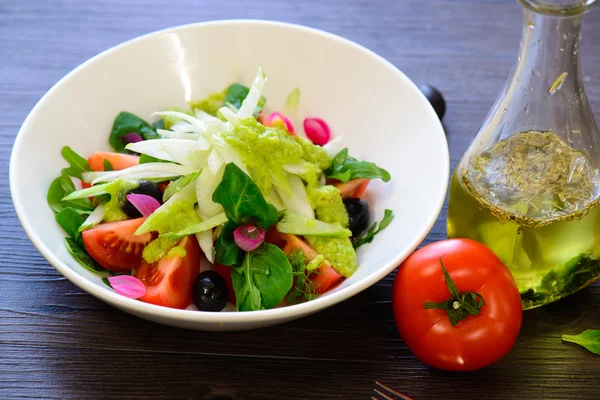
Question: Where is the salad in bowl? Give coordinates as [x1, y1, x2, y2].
[48, 67, 393, 313]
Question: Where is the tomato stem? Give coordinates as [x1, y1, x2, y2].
[424, 258, 485, 326]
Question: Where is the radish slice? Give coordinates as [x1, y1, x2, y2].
[107, 275, 146, 299]
[233, 224, 265, 252]
[126, 194, 161, 217]
[304, 118, 331, 145]
[263, 111, 295, 133]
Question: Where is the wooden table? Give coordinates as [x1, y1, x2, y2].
[2, 1, 599, 399]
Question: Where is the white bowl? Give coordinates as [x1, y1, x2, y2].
[10, 20, 448, 331]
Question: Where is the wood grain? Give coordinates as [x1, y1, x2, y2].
[2, 1, 600, 399]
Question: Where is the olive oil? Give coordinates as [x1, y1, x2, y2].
[448, 131, 600, 309]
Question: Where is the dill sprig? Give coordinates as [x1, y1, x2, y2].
[287, 249, 319, 304]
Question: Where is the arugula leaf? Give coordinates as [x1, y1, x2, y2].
[56, 207, 86, 247]
[64, 238, 105, 273]
[214, 221, 243, 266]
[47, 173, 94, 214]
[353, 209, 395, 249]
[224, 83, 266, 118]
[109, 112, 158, 153]
[562, 330, 600, 355]
[325, 148, 391, 183]
[61, 146, 92, 179]
[231, 243, 293, 311]
[163, 170, 202, 201]
[212, 163, 279, 230]
[153, 119, 165, 130]
[103, 159, 114, 171]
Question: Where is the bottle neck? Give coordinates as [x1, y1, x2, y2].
[517, 8, 584, 91]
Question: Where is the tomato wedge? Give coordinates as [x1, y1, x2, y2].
[88, 152, 140, 171]
[82, 218, 155, 273]
[136, 235, 201, 309]
[266, 229, 343, 294]
[331, 178, 370, 199]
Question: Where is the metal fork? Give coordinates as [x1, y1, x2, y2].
[372, 381, 415, 400]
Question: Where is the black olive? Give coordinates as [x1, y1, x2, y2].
[343, 197, 370, 238]
[121, 180, 163, 218]
[192, 270, 228, 312]
[419, 84, 446, 120]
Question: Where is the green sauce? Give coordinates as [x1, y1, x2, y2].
[141, 200, 201, 264]
[222, 118, 330, 195]
[103, 179, 139, 222]
[189, 89, 227, 116]
[305, 236, 357, 278]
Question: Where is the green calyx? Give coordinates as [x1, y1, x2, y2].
[424, 258, 485, 327]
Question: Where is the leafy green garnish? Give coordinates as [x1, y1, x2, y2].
[224, 83, 266, 118]
[56, 207, 86, 247]
[325, 148, 391, 183]
[212, 163, 279, 230]
[562, 330, 600, 355]
[286, 250, 318, 305]
[103, 159, 114, 171]
[139, 153, 168, 164]
[61, 146, 92, 179]
[353, 209, 394, 249]
[163, 170, 202, 201]
[214, 221, 243, 266]
[231, 244, 293, 311]
[47, 172, 94, 214]
[64, 238, 105, 273]
[109, 112, 158, 153]
[152, 119, 165, 130]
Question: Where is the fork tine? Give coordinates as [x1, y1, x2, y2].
[375, 381, 415, 400]
[373, 389, 395, 400]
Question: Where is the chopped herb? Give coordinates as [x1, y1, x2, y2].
[353, 209, 394, 248]
[326, 148, 391, 183]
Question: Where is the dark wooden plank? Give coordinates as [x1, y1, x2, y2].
[2, 0, 600, 399]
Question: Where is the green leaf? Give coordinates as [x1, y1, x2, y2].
[56, 208, 86, 247]
[325, 148, 391, 183]
[48, 176, 67, 213]
[232, 244, 293, 311]
[286, 249, 318, 305]
[47, 174, 94, 214]
[212, 163, 279, 230]
[64, 238, 105, 273]
[152, 119, 165, 130]
[214, 221, 243, 266]
[562, 330, 600, 355]
[109, 111, 158, 153]
[163, 170, 202, 201]
[103, 159, 114, 171]
[139, 153, 169, 164]
[224, 83, 266, 118]
[353, 209, 394, 248]
[61, 146, 92, 179]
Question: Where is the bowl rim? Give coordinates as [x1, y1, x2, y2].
[10, 19, 449, 325]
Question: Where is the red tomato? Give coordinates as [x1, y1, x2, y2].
[309, 264, 343, 294]
[392, 239, 522, 371]
[331, 178, 370, 199]
[82, 218, 155, 273]
[266, 229, 343, 294]
[211, 263, 236, 305]
[88, 152, 140, 171]
[136, 235, 201, 309]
